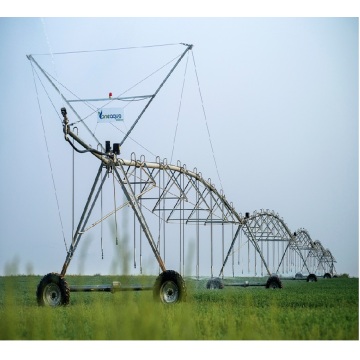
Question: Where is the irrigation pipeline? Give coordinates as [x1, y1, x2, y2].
[63, 116, 337, 278]
[28, 42, 337, 279]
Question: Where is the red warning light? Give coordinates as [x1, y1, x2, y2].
[109, 92, 113, 99]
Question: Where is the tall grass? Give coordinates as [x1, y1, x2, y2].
[0, 276, 358, 340]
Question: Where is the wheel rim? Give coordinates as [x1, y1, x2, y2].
[270, 282, 279, 289]
[43, 283, 62, 306]
[160, 280, 179, 303]
[208, 281, 216, 289]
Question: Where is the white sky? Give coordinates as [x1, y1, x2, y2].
[0, 3, 359, 279]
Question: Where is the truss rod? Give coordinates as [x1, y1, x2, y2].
[68, 95, 153, 102]
[119, 43, 193, 147]
[61, 164, 105, 275]
[219, 225, 242, 277]
[113, 163, 166, 272]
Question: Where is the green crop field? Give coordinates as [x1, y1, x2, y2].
[0, 275, 358, 340]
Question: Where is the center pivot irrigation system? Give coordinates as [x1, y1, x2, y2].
[28, 43, 337, 306]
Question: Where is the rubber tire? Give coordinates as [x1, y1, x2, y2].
[295, 272, 303, 279]
[36, 272, 70, 306]
[323, 272, 332, 279]
[306, 273, 318, 282]
[265, 275, 283, 289]
[206, 278, 224, 290]
[153, 270, 187, 304]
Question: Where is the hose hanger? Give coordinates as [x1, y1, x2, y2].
[112, 163, 119, 246]
[72, 126, 78, 247]
[97, 143, 104, 260]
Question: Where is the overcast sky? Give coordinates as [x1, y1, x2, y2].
[0, 10, 358, 278]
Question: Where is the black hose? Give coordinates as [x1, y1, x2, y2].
[66, 137, 107, 156]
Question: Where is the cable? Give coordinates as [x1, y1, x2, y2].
[31, 44, 189, 163]
[170, 52, 189, 163]
[191, 51, 224, 191]
[109, 122, 157, 158]
[40, 18, 65, 109]
[70, 52, 184, 126]
[31, 43, 181, 56]
[31, 65, 63, 126]
[42, 70, 97, 115]
[30, 63, 68, 253]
